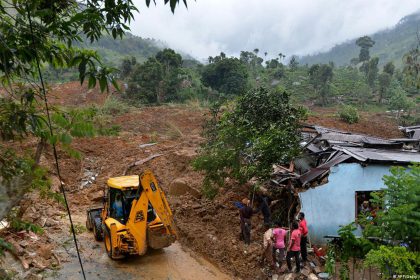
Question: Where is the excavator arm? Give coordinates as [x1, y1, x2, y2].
[140, 170, 177, 237]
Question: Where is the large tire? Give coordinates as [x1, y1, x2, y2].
[104, 227, 125, 260]
[86, 212, 93, 231]
[93, 217, 103, 241]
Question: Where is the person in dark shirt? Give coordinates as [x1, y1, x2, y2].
[239, 198, 253, 245]
[298, 212, 309, 263]
[254, 194, 272, 226]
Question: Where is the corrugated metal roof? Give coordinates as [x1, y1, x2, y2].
[299, 154, 351, 185]
[399, 125, 420, 139]
[319, 132, 397, 145]
[333, 146, 420, 163]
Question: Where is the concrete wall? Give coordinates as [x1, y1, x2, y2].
[299, 163, 391, 244]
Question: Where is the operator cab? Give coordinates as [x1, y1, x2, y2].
[107, 175, 157, 224]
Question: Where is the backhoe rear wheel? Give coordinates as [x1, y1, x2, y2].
[104, 227, 125, 260]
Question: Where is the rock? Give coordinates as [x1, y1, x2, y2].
[272, 274, 279, 280]
[38, 245, 52, 260]
[318, 272, 330, 279]
[284, 273, 294, 280]
[169, 178, 200, 198]
[89, 190, 104, 202]
[301, 267, 311, 277]
[308, 273, 319, 280]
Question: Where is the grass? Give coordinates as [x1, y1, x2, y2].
[165, 121, 184, 140]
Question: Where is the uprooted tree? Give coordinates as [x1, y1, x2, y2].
[193, 87, 306, 198]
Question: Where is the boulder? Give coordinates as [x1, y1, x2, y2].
[308, 273, 319, 280]
[169, 178, 200, 198]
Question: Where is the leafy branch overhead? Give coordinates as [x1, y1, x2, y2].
[0, 0, 188, 223]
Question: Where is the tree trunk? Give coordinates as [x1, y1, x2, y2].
[34, 138, 46, 164]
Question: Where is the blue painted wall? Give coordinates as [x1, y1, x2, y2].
[299, 163, 391, 244]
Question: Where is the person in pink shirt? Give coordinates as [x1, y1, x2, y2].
[272, 222, 288, 268]
[286, 221, 301, 273]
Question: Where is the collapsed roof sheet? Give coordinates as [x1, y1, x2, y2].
[319, 132, 401, 146]
[399, 125, 420, 139]
[333, 146, 420, 163]
[299, 154, 351, 185]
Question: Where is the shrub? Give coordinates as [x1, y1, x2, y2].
[101, 96, 130, 115]
[364, 246, 417, 279]
[338, 105, 360, 124]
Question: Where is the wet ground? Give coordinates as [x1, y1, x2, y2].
[45, 214, 231, 280]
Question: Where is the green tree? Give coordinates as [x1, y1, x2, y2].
[120, 56, 137, 78]
[360, 57, 379, 90]
[289, 55, 299, 71]
[383, 61, 395, 76]
[155, 48, 182, 74]
[308, 64, 333, 105]
[201, 54, 249, 96]
[402, 44, 419, 91]
[388, 87, 415, 113]
[356, 36, 375, 62]
[126, 48, 184, 103]
[378, 72, 391, 103]
[126, 57, 163, 103]
[193, 87, 306, 196]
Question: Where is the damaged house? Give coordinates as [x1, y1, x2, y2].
[276, 125, 420, 244]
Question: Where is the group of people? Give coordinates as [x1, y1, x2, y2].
[263, 213, 308, 273]
[239, 197, 309, 274]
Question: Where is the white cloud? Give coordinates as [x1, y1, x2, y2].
[130, 0, 420, 60]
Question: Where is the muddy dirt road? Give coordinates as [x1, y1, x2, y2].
[47, 216, 230, 280]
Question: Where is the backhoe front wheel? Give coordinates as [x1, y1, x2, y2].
[93, 218, 103, 241]
[104, 227, 125, 260]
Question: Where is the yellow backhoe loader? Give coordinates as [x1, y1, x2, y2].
[86, 170, 177, 259]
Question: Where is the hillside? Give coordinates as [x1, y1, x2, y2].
[299, 10, 420, 67]
[79, 32, 164, 66]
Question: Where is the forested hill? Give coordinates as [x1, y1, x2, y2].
[79, 32, 164, 66]
[299, 10, 420, 67]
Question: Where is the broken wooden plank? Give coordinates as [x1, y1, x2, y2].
[123, 154, 164, 175]
[139, 143, 158, 149]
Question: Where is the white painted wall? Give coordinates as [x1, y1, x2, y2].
[299, 163, 391, 244]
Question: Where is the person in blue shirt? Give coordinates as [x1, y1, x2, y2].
[113, 193, 124, 219]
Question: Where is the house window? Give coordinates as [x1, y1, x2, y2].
[356, 191, 372, 218]
[355, 191, 382, 221]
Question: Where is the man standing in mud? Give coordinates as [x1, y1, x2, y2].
[298, 212, 308, 263]
[286, 221, 301, 273]
[254, 193, 272, 227]
[239, 198, 253, 245]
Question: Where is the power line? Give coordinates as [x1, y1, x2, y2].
[25, 5, 87, 280]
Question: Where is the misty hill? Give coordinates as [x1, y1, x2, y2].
[299, 11, 420, 67]
[80, 33, 164, 66]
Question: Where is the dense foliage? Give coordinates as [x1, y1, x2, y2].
[201, 54, 249, 96]
[327, 164, 420, 279]
[193, 87, 306, 197]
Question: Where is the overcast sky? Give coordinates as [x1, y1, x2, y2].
[130, 0, 420, 61]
